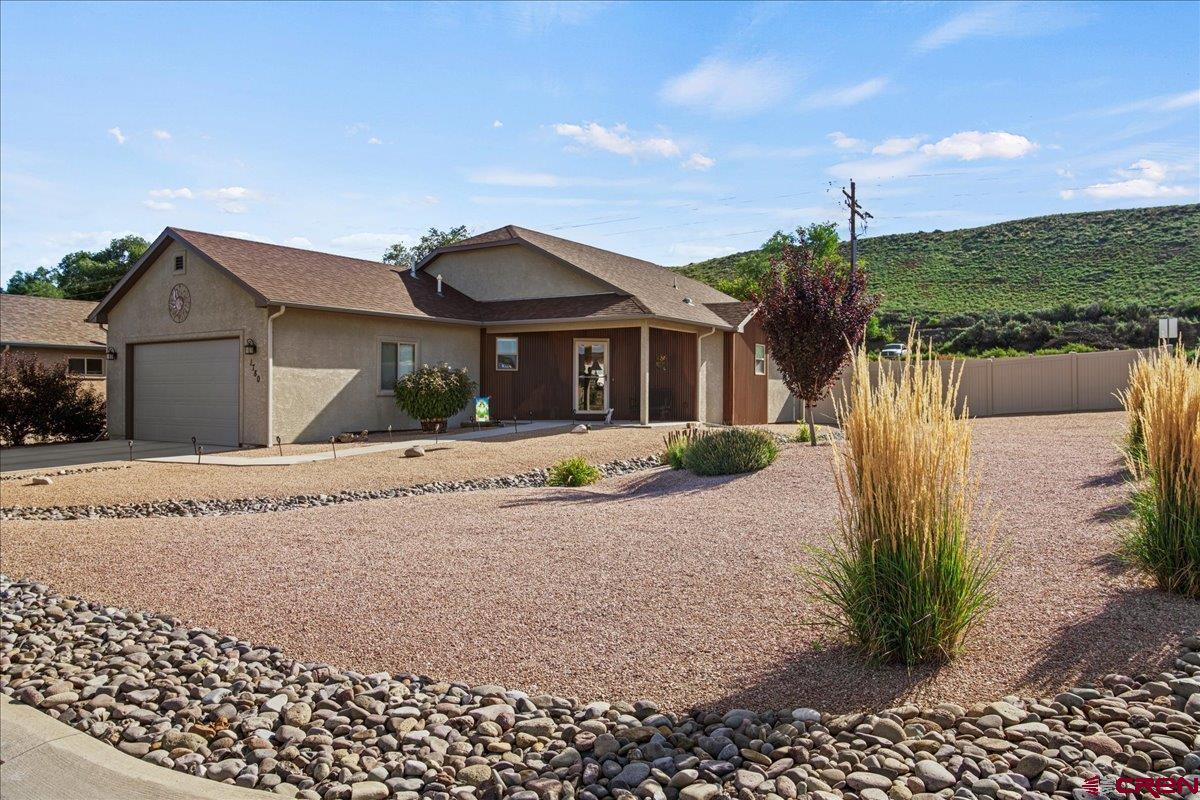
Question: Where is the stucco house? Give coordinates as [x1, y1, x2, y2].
[87, 226, 795, 446]
[1, 293, 109, 398]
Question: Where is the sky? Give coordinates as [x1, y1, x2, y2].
[1, 1, 1198, 289]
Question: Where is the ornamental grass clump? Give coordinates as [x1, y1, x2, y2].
[546, 456, 602, 487]
[1118, 353, 1154, 476]
[661, 427, 708, 469]
[807, 337, 996, 665]
[680, 427, 779, 476]
[1120, 345, 1200, 598]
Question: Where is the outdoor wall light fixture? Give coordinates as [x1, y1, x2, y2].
[244, 339, 258, 355]
[106, 346, 118, 361]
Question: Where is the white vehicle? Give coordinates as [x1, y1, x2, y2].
[880, 343, 907, 360]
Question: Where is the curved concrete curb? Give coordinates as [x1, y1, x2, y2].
[0, 696, 262, 800]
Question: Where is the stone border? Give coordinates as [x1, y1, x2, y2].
[1, 576, 1197, 800]
[0, 456, 665, 521]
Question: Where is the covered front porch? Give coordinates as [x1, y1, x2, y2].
[479, 321, 716, 425]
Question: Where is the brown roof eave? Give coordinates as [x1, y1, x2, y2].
[253, 300, 482, 327]
[1, 340, 107, 351]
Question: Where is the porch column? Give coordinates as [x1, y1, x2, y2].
[639, 322, 650, 425]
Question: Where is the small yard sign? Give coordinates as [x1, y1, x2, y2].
[473, 396, 490, 423]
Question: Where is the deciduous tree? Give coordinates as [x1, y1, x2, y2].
[383, 226, 471, 267]
[758, 233, 879, 445]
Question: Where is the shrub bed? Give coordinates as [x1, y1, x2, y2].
[546, 456, 602, 487]
[0, 351, 105, 446]
[680, 427, 779, 476]
[393, 363, 475, 432]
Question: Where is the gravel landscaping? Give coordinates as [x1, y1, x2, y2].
[2, 576, 1197, 800]
[2, 412, 1195, 716]
[0, 426, 671, 507]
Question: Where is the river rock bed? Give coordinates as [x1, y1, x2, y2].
[2, 577, 1197, 800]
[0, 456, 663, 521]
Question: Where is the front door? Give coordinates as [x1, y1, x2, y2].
[574, 339, 609, 414]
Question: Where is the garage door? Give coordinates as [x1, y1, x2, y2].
[133, 339, 240, 446]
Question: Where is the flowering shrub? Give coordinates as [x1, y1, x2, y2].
[393, 363, 475, 429]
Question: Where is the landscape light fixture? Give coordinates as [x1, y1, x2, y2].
[243, 339, 258, 355]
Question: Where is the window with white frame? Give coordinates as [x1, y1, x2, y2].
[496, 337, 519, 371]
[380, 341, 416, 392]
[68, 357, 105, 377]
[754, 343, 767, 375]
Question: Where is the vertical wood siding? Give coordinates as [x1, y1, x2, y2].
[648, 328, 698, 421]
[724, 315, 768, 424]
[480, 327, 641, 420]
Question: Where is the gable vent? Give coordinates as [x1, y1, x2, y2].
[173, 254, 185, 272]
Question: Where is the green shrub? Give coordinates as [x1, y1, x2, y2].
[546, 456, 602, 487]
[393, 363, 475, 428]
[681, 428, 779, 476]
[792, 425, 812, 444]
[661, 427, 708, 469]
[807, 340, 995, 665]
[0, 351, 106, 446]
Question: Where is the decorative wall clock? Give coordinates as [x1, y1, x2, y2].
[168, 283, 191, 323]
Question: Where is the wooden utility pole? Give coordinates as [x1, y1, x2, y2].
[842, 179, 872, 278]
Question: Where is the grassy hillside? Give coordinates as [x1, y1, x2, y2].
[676, 204, 1200, 315]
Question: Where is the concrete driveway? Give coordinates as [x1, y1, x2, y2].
[0, 440, 235, 474]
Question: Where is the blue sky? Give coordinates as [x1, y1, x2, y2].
[1, 1, 1197, 288]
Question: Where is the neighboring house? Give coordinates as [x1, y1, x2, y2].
[87, 226, 795, 446]
[0, 292, 108, 398]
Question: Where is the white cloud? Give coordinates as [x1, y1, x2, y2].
[915, 2, 1087, 52]
[220, 231, 275, 244]
[202, 186, 263, 214]
[553, 122, 681, 159]
[682, 153, 716, 171]
[660, 57, 793, 116]
[1061, 159, 1193, 200]
[107, 127, 126, 144]
[423, 195, 441, 205]
[149, 187, 194, 199]
[345, 123, 370, 136]
[329, 232, 415, 257]
[827, 153, 932, 182]
[873, 136, 924, 156]
[920, 131, 1037, 160]
[282, 236, 314, 249]
[152, 129, 172, 141]
[828, 131, 867, 151]
[492, 120, 504, 128]
[1096, 89, 1200, 116]
[367, 137, 382, 145]
[509, 1, 610, 34]
[142, 199, 174, 211]
[802, 77, 887, 109]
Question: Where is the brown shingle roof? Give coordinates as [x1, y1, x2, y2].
[704, 301, 757, 328]
[91, 227, 744, 330]
[0, 293, 106, 349]
[426, 225, 739, 328]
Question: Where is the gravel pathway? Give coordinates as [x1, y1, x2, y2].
[2, 412, 1195, 715]
[2, 577, 1197, 800]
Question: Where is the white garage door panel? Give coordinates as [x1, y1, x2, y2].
[134, 339, 240, 446]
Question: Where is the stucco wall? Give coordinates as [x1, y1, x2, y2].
[271, 309, 480, 443]
[6, 346, 108, 399]
[104, 244, 269, 444]
[432, 244, 611, 301]
[698, 331, 724, 424]
[768, 358, 797, 423]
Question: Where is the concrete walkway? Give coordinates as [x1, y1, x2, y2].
[0, 440, 237, 474]
[144, 420, 579, 466]
[0, 696, 261, 800]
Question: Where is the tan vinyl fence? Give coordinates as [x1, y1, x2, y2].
[810, 348, 1149, 423]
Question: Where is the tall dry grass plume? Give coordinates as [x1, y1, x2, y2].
[1117, 353, 1155, 476]
[1121, 344, 1200, 598]
[807, 332, 996, 665]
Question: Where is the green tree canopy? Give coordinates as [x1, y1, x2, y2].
[714, 222, 847, 300]
[4, 234, 149, 300]
[383, 226, 471, 267]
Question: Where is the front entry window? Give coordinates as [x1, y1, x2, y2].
[575, 340, 608, 413]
